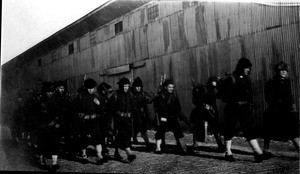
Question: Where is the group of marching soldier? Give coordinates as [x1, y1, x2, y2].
[8, 57, 299, 171]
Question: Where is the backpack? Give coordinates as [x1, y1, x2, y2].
[192, 84, 207, 106]
[216, 73, 236, 102]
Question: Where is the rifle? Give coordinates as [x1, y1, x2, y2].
[190, 77, 196, 90]
[152, 74, 166, 127]
[179, 112, 191, 129]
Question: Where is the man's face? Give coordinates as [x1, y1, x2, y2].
[87, 88, 95, 94]
[46, 91, 54, 98]
[107, 88, 113, 97]
[167, 84, 174, 93]
[57, 86, 65, 94]
[244, 67, 251, 76]
[280, 70, 288, 78]
[212, 81, 217, 87]
[124, 84, 130, 93]
[135, 86, 141, 92]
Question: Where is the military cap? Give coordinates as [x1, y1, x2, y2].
[275, 61, 288, 73]
[132, 77, 143, 87]
[84, 78, 97, 89]
[236, 57, 252, 69]
[42, 81, 55, 93]
[55, 80, 66, 88]
[163, 78, 174, 87]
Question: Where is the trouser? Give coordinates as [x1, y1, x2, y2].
[224, 103, 257, 141]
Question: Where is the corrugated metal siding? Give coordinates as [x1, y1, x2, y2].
[8, 2, 300, 126]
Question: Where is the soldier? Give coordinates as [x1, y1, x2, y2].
[154, 79, 187, 155]
[76, 78, 108, 165]
[131, 77, 151, 150]
[26, 84, 43, 150]
[190, 76, 225, 152]
[11, 92, 26, 146]
[222, 58, 265, 163]
[70, 86, 86, 159]
[263, 61, 299, 156]
[97, 82, 114, 157]
[112, 77, 137, 163]
[52, 81, 72, 154]
[37, 82, 60, 171]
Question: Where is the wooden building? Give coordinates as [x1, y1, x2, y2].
[2, 0, 300, 128]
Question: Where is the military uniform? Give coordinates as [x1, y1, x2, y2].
[37, 82, 61, 171]
[262, 62, 299, 155]
[112, 89, 136, 149]
[111, 77, 137, 163]
[190, 76, 224, 151]
[131, 77, 150, 143]
[52, 81, 72, 153]
[223, 72, 256, 141]
[76, 88, 106, 150]
[155, 89, 184, 141]
[223, 58, 265, 163]
[264, 75, 299, 141]
[11, 94, 26, 143]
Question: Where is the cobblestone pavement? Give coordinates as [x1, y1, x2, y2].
[0, 126, 299, 173]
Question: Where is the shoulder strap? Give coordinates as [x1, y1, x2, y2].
[230, 74, 236, 85]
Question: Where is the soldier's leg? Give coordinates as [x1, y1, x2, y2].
[224, 120, 236, 156]
[124, 147, 136, 163]
[95, 144, 109, 165]
[292, 137, 299, 152]
[224, 104, 238, 161]
[171, 118, 187, 154]
[140, 119, 150, 147]
[132, 117, 139, 143]
[47, 128, 60, 171]
[141, 132, 150, 145]
[241, 106, 265, 163]
[155, 123, 166, 153]
[208, 116, 225, 152]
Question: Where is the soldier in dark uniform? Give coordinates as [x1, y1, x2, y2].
[37, 82, 60, 171]
[112, 77, 137, 163]
[131, 77, 151, 149]
[263, 61, 299, 156]
[70, 86, 86, 159]
[97, 82, 114, 157]
[26, 84, 43, 150]
[76, 78, 108, 165]
[154, 79, 187, 155]
[190, 76, 225, 151]
[223, 58, 265, 163]
[190, 83, 206, 146]
[52, 81, 72, 154]
[11, 92, 26, 146]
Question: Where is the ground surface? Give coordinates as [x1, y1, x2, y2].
[0, 126, 299, 173]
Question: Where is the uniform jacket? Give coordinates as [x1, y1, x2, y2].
[132, 91, 149, 119]
[265, 75, 294, 109]
[226, 72, 253, 104]
[112, 90, 137, 116]
[156, 90, 182, 119]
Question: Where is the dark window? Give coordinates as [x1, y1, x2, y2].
[147, 4, 159, 20]
[77, 40, 80, 52]
[51, 51, 57, 62]
[38, 59, 41, 66]
[115, 21, 123, 35]
[90, 32, 97, 45]
[69, 43, 74, 55]
[192, 1, 198, 7]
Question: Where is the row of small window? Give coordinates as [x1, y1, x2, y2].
[38, 5, 159, 67]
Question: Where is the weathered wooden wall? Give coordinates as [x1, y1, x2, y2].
[3, 1, 300, 129]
